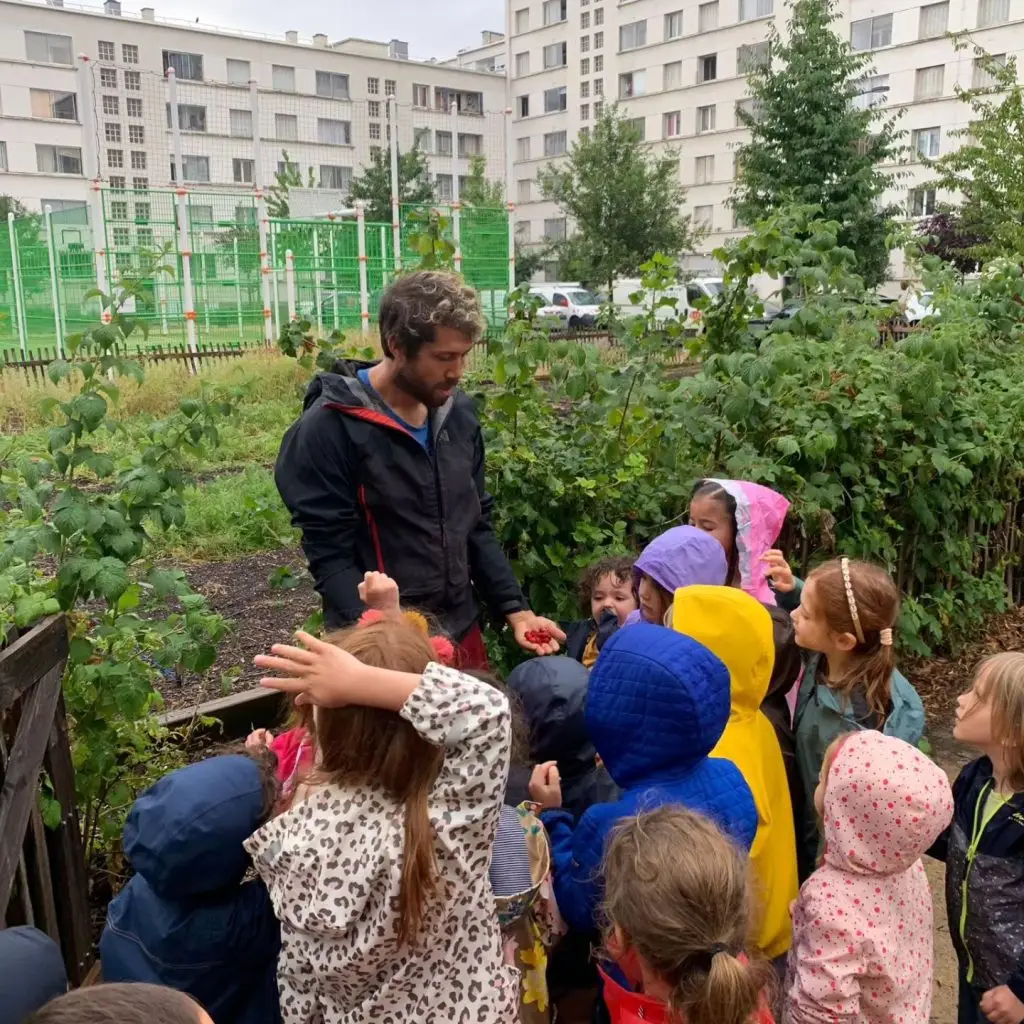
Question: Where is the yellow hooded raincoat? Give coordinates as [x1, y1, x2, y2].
[672, 585, 798, 960]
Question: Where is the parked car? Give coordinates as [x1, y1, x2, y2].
[528, 284, 603, 328]
[903, 291, 936, 326]
[612, 276, 724, 333]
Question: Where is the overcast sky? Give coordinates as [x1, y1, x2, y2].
[155, 0, 506, 60]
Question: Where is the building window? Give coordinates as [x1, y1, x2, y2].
[695, 154, 714, 184]
[696, 104, 716, 133]
[595, 7, 604, 25]
[367, 77, 380, 95]
[100, 67, 118, 88]
[739, 0, 773, 18]
[277, 159, 299, 178]
[516, 136, 531, 161]
[581, 80, 591, 98]
[133, 176, 148, 190]
[272, 64, 296, 91]
[368, 100, 380, 118]
[544, 130, 568, 156]
[619, 20, 647, 50]
[412, 127, 430, 151]
[413, 83, 429, 107]
[581, 103, 590, 120]
[318, 118, 352, 145]
[112, 226, 131, 247]
[108, 175, 125, 189]
[581, 35, 590, 52]
[977, 0, 1010, 25]
[544, 86, 567, 112]
[102, 95, 119, 115]
[517, 179, 531, 203]
[699, 1, 719, 31]
[233, 157, 254, 183]
[0, 141, 7, 172]
[972, 53, 1006, 88]
[544, 217, 567, 241]
[436, 173, 453, 200]
[316, 71, 350, 99]
[162, 50, 204, 81]
[516, 52, 530, 76]
[543, 42, 567, 68]
[595, 54, 604, 72]
[908, 187, 936, 217]
[125, 71, 141, 90]
[37, 144, 82, 174]
[663, 61, 682, 89]
[664, 111, 682, 137]
[122, 43, 139, 64]
[543, 0, 567, 24]
[594, 78, 603, 95]
[851, 14, 892, 49]
[226, 58, 250, 84]
[594, 31, 604, 48]
[694, 205, 714, 230]
[581, 57, 590, 74]
[665, 10, 684, 38]
[516, 220, 531, 242]
[698, 53, 717, 82]
[619, 70, 647, 98]
[168, 103, 207, 132]
[130, 151, 146, 169]
[914, 65, 944, 99]
[369, 122, 381, 140]
[173, 155, 210, 183]
[319, 165, 352, 190]
[627, 116, 646, 140]
[275, 113, 298, 141]
[594, 100, 603, 117]
[515, 7, 529, 32]
[383, 80, 394, 98]
[229, 108, 253, 138]
[853, 74, 890, 108]
[581, 11, 590, 27]
[25, 31, 73, 65]
[98, 40, 115, 62]
[737, 41, 770, 72]
[434, 130, 452, 156]
[128, 124, 144, 144]
[736, 97, 762, 123]
[31, 90, 78, 121]
[912, 126, 941, 159]
[107, 148, 123, 168]
[126, 97, 143, 117]
[919, 1, 949, 38]
[517, 94, 530, 117]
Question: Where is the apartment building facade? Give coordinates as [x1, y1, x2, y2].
[0, 0, 509, 215]
[508, 0, 1023, 278]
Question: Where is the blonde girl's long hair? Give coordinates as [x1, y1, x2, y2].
[976, 652, 1024, 791]
[807, 558, 900, 722]
[315, 619, 444, 947]
[602, 806, 773, 1024]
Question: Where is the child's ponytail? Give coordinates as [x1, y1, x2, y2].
[683, 948, 765, 1024]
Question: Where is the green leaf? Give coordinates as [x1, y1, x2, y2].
[93, 557, 130, 602]
[52, 499, 91, 537]
[116, 584, 141, 613]
[68, 393, 108, 432]
[47, 359, 72, 385]
[69, 636, 93, 665]
[39, 793, 62, 829]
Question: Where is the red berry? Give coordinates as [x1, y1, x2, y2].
[525, 629, 553, 645]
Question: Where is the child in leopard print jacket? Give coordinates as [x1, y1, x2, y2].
[245, 618, 520, 1024]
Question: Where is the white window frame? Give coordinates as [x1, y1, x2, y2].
[25, 31, 73, 65]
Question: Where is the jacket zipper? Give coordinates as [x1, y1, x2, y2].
[960, 779, 996, 983]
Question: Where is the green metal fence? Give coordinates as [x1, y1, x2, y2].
[0, 189, 511, 357]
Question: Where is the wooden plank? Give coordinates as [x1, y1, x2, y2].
[158, 684, 286, 737]
[44, 693, 93, 984]
[0, 661, 63, 912]
[0, 616, 68, 715]
[23, 802, 61, 945]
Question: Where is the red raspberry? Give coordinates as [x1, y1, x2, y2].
[525, 630, 553, 645]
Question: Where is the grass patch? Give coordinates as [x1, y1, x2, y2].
[148, 466, 298, 561]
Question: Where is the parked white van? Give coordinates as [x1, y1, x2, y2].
[527, 284, 603, 327]
[612, 276, 724, 331]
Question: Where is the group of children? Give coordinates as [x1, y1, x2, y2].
[20, 477, 1024, 1024]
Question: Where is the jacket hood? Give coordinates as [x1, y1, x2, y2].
[633, 526, 728, 597]
[701, 479, 789, 605]
[823, 731, 953, 876]
[507, 656, 596, 772]
[123, 755, 268, 898]
[672, 586, 774, 714]
[586, 623, 730, 788]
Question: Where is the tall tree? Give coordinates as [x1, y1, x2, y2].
[348, 147, 435, 224]
[266, 151, 316, 218]
[461, 155, 505, 207]
[538, 105, 698, 294]
[731, 0, 903, 286]
[917, 207, 987, 275]
[927, 44, 1024, 260]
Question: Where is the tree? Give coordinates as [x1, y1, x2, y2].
[731, 0, 903, 287]
[514, 244, 544, 285]
[917, 207, 987, 275]
[461, 155, 505, 207]
[928, 43, 1024, 260]
[538, 105, 699, 294]
[348, 147, 435, 224]
[266, 151, 316, 218]
[0, 195, 30, 221]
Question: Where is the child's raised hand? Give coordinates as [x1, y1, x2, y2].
[980, 986, 1024, 1024]
[762, 549, 796, 593]
[245, 728, 273, 749]
[255, 631, 367, 708]
[529, 760, 563, 810]
[358, 571, 401, 614]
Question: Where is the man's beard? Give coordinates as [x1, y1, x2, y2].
[395, 367, 453, 408]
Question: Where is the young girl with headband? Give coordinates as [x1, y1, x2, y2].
[762, 554, 925, 877]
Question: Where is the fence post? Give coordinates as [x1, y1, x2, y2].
[355, 202, 369, 336]
[312, 224, 323, 337]
[43, 205, 65, 358]
[450, 101, 462, 276]
[155, 270, 169, 334]
[328, 226, 339, 331]
[503, 107, 517, 296]
[270, 225, 281, 339]
[285, 249, 297, 322]
[387, 96, 401, 271]
[6, 213, 27, 359]
[251, 78, 274, 347]
[168, 68, 198, 360]
[77, 54, 109, 325]
[232, 237, 243, 337]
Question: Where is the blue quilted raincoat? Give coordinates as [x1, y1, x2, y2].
[542, 623, 758, 931]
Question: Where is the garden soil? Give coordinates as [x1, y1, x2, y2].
[165, 552, 1024, 1022]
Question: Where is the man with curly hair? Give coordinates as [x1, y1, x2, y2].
[276, 270, 563, 666]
